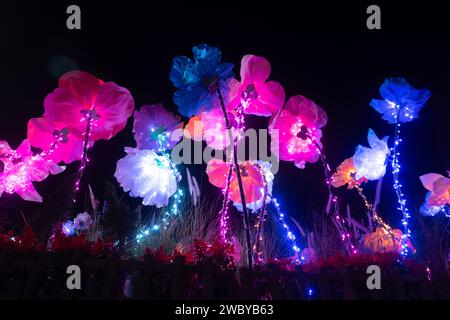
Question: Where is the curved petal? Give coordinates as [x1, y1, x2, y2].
[89, 82, 135, 140]
[59, 70, 102, 107]
[43, 87, 84, 126]
[240, 55, 271, 84]
[420, 173, 443, 191]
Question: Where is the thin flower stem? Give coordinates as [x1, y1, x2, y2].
[216, 84, 253, 271]
[72, 112, 94, 206]
[312, 139, 356, 255]
[219, 161, 233, 243]
[354, 183, 402, 243]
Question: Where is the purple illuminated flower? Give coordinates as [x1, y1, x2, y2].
[133, 103, 183, 151]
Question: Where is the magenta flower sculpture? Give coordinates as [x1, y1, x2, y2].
[0, 139, 65, 202]
[43, 71, 135, 141]
[270, 95, 327, 168]
[227, 55, 285, 116]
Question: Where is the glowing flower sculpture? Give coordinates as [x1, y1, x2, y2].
[133, 103, 183, 151]
[0, 140, 65, 202]
[27, 117, 92, 164]
[370, 77, 431, 124]
[353, 129, 389, 181]
[115, 147, 180, 208]
[227, 55, 285, 116]
[370, 78, 431, 254]
[73, 212, 94, 231]
[331, 157, 367, 189]
[269, 95, 327, 169]
[184, 108, 237, 150]
[206, 159, 273, 212]
[169, 43, 234, 117]
[44, 71, 135, 141]
[43, 70, 134, 202]
[420, 173, 450, 206]
[363, 227, 403, 254]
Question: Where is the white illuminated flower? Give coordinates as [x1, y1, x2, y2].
[114, 147, 180, 207]
[353, 129, 389, 181]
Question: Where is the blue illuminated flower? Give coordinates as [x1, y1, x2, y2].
[370, 77, 431, 123]
[169, 44, 234, 117]
[353, 129, 389, 181]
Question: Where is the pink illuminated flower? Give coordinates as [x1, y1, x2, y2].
[0, 140, 65, 202]
[133, 103, 183, 151]
[227, 55, 285, 116]
[27, 117, 92, 164]
[184, 108, 237, 150]
[420, 173, 450, 206]
[206, 159, 273, 212]
[269, 95, 327, 169]
[43, 71, 134, 141]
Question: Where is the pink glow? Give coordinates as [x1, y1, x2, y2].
[227, 55, 285, 116]
[43, 71, 134, 142]
[270, 95, 327, 169]
[0, 140, 65, 202]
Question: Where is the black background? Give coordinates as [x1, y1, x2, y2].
[1, 1, 449, 232]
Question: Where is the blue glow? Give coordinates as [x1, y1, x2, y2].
[272, 197, 304, 263]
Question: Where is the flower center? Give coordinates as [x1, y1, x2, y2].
[240, 164, 249, 177]
[296, 125, 310, 140]
[242, 84, 259, 100]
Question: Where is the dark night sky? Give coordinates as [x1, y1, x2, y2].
[1, 1, 449, 231]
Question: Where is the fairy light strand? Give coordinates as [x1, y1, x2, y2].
[272, 197, 303, 264]
[354, 183, 404, 245]
[390, 108, 413, 255]
[72, 110, 97, 204]
[301, 127, 357, 255]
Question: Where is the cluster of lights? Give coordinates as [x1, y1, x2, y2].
[134, 131, 184, 244]
[73, 110, 98, 204]
[272, 197, 303, 264]
[390, 108, 412, 255]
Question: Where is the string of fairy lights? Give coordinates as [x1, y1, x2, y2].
[301, 125, 358, 255]
[135, 131, 184, 243]
[72, 109, 98, 204]
[390, 109, 412, 255]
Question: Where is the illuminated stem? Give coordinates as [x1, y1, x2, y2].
[391, 112, 412, 254]
[219, 162, 233, 243]
[354, 183, 402, 244]
[72, 112, 94, 204]
[253, 182, 269, 264]
[216, 84, 253, 271]
[312, 139, 357, 255]
[272, 197, 302, 263]
[38, 135, 63, 159]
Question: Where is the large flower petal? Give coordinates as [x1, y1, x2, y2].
[240, 55, 271, 84]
